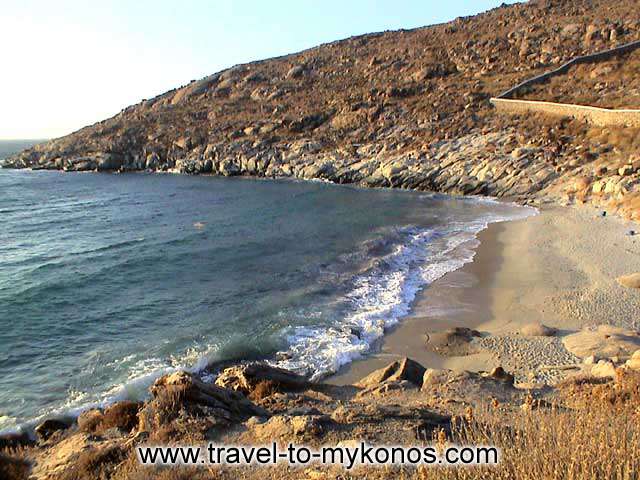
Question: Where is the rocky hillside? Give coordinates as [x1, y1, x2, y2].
[515, 46, 640, 108]
[4, 0, 640, 219]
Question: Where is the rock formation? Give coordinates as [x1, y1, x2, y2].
[3, 0, 640, 219]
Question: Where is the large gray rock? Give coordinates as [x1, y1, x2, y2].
[95, 153, 122, 171]
[355, 357, 426, 389]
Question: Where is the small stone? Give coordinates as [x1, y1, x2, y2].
[584, 355, 597, 365]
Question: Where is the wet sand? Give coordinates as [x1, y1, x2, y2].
[331, 205, 640, 385]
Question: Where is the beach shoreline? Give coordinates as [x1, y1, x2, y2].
[330, 204, 640, 385]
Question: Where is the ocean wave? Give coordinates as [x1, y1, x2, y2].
[0, 197, 536, 434]
[273, 205, 536, 380]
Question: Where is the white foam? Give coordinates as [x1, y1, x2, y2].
[274, 202, 537, 380]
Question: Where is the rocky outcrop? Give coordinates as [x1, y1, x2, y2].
[355, 357, 426, 389]
[2, 0, 640, 220]
[138, 370, 268, 434]
[214, 362, 310, 395]
[6, 357, 640, 480]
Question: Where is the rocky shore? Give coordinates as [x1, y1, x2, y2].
[3, 0, 640, 220]
[3, 353, 640, 479]
[3, 1, 640, 478]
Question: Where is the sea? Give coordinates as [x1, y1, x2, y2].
[0, 140, 535, 432]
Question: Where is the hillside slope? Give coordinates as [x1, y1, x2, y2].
[4, 0, 640, 218]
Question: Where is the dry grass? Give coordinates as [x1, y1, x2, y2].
[0, 453, 30, 480]
[432, 406, 639, 479]
[36, 372, 640, 479]
[108, 375, 640, 480]
[421, 371, 640, 480]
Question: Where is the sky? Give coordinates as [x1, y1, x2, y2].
[0, 0, 518, 140]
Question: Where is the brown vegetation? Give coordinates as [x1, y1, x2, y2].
[3, 363, 639, 479]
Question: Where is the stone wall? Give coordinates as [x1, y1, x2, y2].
[497, 39, 640, 99]
[490, 98, 640, 127]
[490, 39, 640, 128]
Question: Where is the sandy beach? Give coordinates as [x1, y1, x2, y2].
[331, 204, 640, 385]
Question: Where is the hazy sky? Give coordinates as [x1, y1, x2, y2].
[0, 0, 517, 140]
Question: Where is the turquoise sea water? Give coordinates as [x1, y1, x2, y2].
[0, 162, 533, 431]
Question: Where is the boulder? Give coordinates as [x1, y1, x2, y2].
[584, 24, 600, 44]
[619, 166, 634, 177]
[625, 350, 640, 371]
[77, 409, 104, 433]
[520, 322, 557, 337]
[561, 23, 582, 38]
[425, 327, 482, 356]
[96, 153, 122, 171]
[100, 401, 142, 433]
[617, 273, 640, 289]
[381, 162, 406, 181]
[355, 357, 426, 389]
[591, 360, 616, 378]
[35, 418, 70, 441]
[422, 368, 448, 387]
[147, 371, 267, 422]
[215, 363, 309, 395]
[302, 162, 336, 179]
[421, 369, 518, 405]
[218, 160, 240, 176]
[173, 137, 191, 150]
[562, 325, 640, 361]
[145, 152, 160, 170]
[286, 65, 305, 79]
[485, 366, 515, 385]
